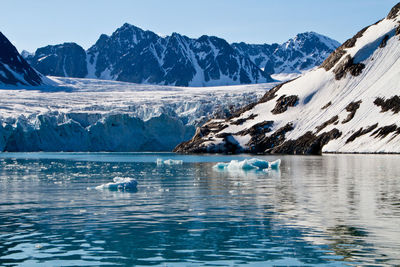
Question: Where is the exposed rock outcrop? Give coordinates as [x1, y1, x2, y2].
[333, 55, 365, 80]
[342, 100, 362, 124]
[374, 96, 400, 113]
[346, 124, 378, 143]
[0, 32, 43, 86]
[271, 95, 299, 114]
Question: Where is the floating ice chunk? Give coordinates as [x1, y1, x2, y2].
[95, 177, 138, 191]
[156, 158, 183, 166]
[214, 162, 229, 169]
[269, 159, 281, 170]
[213, 158, 280, 172]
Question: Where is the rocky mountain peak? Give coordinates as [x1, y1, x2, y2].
[283, 31, 340, 52]
[387, 2, 400, 20]
[26, 42, 88, 78]
[0, 31, 43, 86]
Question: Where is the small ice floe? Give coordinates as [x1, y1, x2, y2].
[95, 177, 138, 191]
[214, 158, 281, 172]
[156, 158, 183, 166]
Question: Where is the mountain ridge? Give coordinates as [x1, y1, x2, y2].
[0, 31, 44, 86]
[24, 25, 339, 86]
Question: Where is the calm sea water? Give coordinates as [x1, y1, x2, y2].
[0, 153, 399, 266]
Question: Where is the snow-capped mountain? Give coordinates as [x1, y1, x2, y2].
[175, 3, 400, 154]
[24, 24, 340, 86]
[87, 24, 272, 86]
[28, 43, 88, 78]
[25, 24, 272, 87]
[0, 32, 44, 86]
[232, 32, 340, 75]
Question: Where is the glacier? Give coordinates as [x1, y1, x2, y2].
[0, 77, 275, 152]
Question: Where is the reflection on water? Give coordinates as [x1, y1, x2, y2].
[0, 153, 399, 266]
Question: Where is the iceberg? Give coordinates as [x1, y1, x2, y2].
[95, 177, 138, 191]
[156, 158, 183, 166]
[214, 158, 281, 172]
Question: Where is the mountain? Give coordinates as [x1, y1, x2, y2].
[232, 32, 340, 75]
[28, 42, 88, 78]
[25, 24, 272, 86]
[175, 3, 400, 154]
[86, 24, 271, 86]
[24, 25, 340, 87]
[0, 31, 44, 86]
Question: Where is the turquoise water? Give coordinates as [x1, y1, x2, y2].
[0, 153, 399, 266]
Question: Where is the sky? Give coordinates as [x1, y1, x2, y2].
[1, 0, 399, 52]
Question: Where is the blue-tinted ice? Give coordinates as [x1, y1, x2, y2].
[214, 158, 281, 172]
[96, 177, 138, 191]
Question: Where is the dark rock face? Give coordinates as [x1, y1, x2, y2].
[0, 32, 43, 86]
[380, 35, 390, 48]
[268, 129, 342, 155]
[321, 101, 332, 110]
[333, 55, 365, 80]
[233, 32, 340, 75]
[346, 123, 378, 143]
[248, 123, 293, 153]
[316, 115, 339, 133]
[321, 49, 346, 71]
[271, 95, 299, 114]
[231, 114, 257, 125]
[372, 124, 398, 138]
[343, 26, 370, 49]
[387, 3, 400, 20]
[237, 120, 274, 136]
[26, 43, 88, 78]
[374, 96, 400, 113]
[342, 100, 362, 124]
[174, 121, 228, 153]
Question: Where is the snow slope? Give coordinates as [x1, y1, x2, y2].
[175, 3, 400, 154]
[0, 77, 275, 152]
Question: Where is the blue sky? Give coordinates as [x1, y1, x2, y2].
[1, 0, 398, 52]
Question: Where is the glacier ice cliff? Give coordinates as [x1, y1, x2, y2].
[0, 77, 274, 152]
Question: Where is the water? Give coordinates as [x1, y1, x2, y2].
[0, 153, 399, 266]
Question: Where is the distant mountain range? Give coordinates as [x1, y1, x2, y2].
[232, 32, 340, 75]
[23, 24, 340, 86]
[0, 32, 44, 86]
